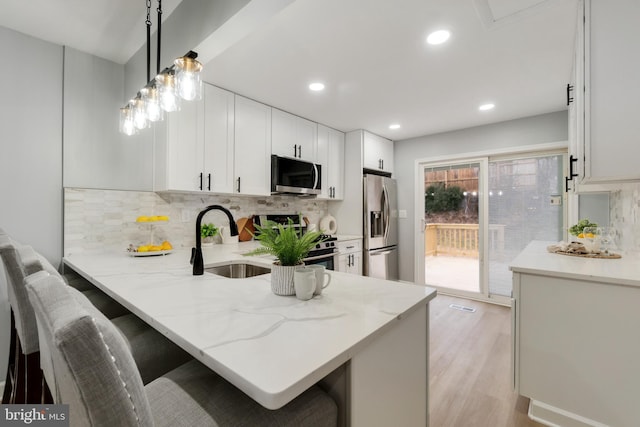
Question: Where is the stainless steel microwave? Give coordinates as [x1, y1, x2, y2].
[271, 155, 321, 196]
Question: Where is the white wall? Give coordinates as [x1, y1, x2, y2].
[0, 26, 63, 385]
[394, 110, 568, 282]
[63, 47, 154, 191]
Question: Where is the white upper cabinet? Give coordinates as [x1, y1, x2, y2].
[317, 124, 345, 200]
[203, 85, 235, 193]
[272, 108, 317, 162]
[154, 83, 234, 193]
[234, 95, 272, 196]
[363, 131, 394, 174]
[569, 0, 640, 189]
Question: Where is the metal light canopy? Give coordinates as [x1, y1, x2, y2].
[119, 0, 203, 135]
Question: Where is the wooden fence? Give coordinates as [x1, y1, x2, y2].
[424, 223, 505, 258]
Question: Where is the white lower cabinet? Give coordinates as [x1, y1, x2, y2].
[233, 95, 272, 196]
[512, 245, 640, 427]
[337, 239, 362, 275]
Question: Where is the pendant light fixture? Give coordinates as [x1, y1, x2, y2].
[120, 0, 203, 135]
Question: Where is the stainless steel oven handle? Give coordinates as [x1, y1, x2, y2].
[304, 252, 340, 262]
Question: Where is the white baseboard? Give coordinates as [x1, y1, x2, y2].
[528, 400, 610, 427]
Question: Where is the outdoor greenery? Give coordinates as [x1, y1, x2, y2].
[245, 219, 324, 266]
[425, 183, 464, 213]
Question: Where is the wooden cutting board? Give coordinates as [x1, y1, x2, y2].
[236, 216, 255, 241]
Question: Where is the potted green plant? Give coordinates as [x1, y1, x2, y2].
[200, 223, 219, 246]
[246, 219, 324, 295]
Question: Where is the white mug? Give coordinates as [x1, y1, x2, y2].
[307, 265, 331, 295]
[294, 267, 316, 301]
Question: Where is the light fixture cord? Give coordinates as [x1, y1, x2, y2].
[157, 0, 162, 75]
[146, 0, 152, 82]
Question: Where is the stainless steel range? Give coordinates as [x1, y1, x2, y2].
[253, 214, 338, 270]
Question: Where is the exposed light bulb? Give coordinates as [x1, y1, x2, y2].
[119, 105, 136, 136]
[157, 71, 180, 112]
[175, 55, 203, 101]
[142, 85, 164, 122]
[131, 96, 148, 130]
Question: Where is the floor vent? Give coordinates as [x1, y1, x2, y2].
[449, 304, 476, 313]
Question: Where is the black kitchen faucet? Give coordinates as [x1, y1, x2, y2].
[191, 205, 239, 275]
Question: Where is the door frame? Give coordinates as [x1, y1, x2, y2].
[413, 141, 569, 306]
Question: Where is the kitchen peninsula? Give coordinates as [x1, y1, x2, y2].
[64, 243, 436, 427]
[511, 241, 640, 427]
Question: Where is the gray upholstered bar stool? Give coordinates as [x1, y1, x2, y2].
[1, 235, 192, 404]
[26, 271, 338, 427]
[0, 234, 46, 403]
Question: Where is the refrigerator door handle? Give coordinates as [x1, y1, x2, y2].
[371, 250, 392, 256]
[383, 183, 390, 242]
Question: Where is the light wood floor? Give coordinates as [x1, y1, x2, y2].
[429, 294, 543, 427]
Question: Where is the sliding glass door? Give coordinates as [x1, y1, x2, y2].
[487, 154, 564, 297]
[417, 152, 565, 302]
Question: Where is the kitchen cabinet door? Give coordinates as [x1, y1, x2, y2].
[363, 131, 393, 174]
[155, 84, 234, 193]
[338, 253, 362, 275]
[234, 95, 272, 196]
[272, 108, 317, 162]
[337, 239, 362, 275]
[203, 85, 234, 193]
[317, 124, 345, 200]
[155, 94, 202, 192]
[571, 0, 640, 188]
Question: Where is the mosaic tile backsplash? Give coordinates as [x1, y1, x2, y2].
[609, 184, 640, 253]
[64, 188, 329, 255]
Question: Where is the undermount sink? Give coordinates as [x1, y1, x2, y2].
[204, 262, 271, 279]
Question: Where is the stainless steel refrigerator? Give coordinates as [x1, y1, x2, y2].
[363, 174, 399, 280]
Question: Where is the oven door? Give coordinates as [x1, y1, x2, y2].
[304, 250, 338, 271]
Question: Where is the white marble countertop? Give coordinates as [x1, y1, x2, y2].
[510, 241, 640, 287]
[334, 234, 363, 241]
[64, 243, 435, 409]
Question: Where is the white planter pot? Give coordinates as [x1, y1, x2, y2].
[270, 262, 303, 296]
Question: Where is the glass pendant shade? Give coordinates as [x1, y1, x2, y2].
[142, 85, 164, 122]
[132, 96, 148, 130]
[157, 72, 180, 112]
[119, 105, 136, 136]
[174, 56, 203, 101]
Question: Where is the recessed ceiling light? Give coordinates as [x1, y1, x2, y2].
[389, 124, 401, 130]
[309, 82, 325, 91]
[426, 30, 450, 45]
[478, 103, 495, 111]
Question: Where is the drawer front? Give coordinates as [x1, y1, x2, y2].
[338, 239, 362, 254]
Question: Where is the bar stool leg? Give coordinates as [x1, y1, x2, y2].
[25, 352, 43, 403]
[1, 312, 17, 404]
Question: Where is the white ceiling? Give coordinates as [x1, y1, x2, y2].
[0, 0, 578, 141]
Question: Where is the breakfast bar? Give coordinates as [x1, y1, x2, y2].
[64, 244, 436, 426]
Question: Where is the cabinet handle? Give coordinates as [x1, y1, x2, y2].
[346, 245, 355, 249]
[236, 177, 241, 193]
[293, 144, 297, 158]
[199, 172, 203, 191]
[569, 155, 578, 178]
[298, 145, 302, 158]
[207, 173, 211, 191]
[565, 176, 571, 193]
[566, 83, 574, 106]
[330, 187, 333, 198]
